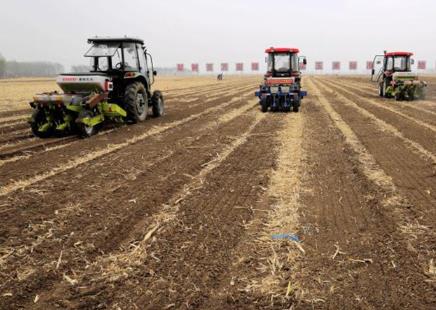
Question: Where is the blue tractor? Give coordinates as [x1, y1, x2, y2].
[255, 47, 307, 112]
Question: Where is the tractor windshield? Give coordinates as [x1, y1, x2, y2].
[274, 53, 291, 72]
[85, 43, 120, 57]
[268, 53, 298, 76]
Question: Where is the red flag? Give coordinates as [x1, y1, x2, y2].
[366, 61, 373, 70]
[349, 61, 358, 70]
[315, 61, 323, 70]
[236, 63, 244, 71]
[191, 63, 199, 72]
[221, 63, 229, 71]
[417, 61, 426, 70]
[251, 62, 259, 71]
[206, 63, 214, 72]
[332, 62, 341, 70]
[176, 64, 184, 72]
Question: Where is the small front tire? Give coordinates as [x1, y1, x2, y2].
[152, 91, 164, 117]
[260, 98, 268, 112]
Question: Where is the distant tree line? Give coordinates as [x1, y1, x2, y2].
[0, 53, 64, 78]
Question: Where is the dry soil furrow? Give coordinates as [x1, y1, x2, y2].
[0, 86, 254, 183]
[0, 98, 259, 266]
[321, 78, 436, 155]
[304, 78, 435, 307]
[201, 104, 306, 309]
[0, 100, 261, 309]
[97, 113, 280, 309]
[0, 84, 254, 163]
[315, 81, 436, 163]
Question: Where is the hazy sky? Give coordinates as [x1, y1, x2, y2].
[1, 0, 435, 70]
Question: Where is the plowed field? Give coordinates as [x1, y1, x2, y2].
[0, 76, 435, 309]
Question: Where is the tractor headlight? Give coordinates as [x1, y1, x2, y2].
[270, 86, 279, 94]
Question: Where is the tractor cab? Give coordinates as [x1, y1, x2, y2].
[265, 47, 306, 78]
[371, 51, 426, 100]
[78, 37, 157, 101]
[371, 51, 414, 81]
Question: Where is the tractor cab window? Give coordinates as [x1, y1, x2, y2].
[386, 56, 410, 72]
[394, 56, 410, 71]
[123, 43, 140, 71]
[274, 53, 291, 72]
[267, 54, 274, 72]
[386, 57, 394, 71]
[137, 44, 146, 72]
[85, 42, 122, 72]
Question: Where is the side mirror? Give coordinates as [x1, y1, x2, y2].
[303, 58, 307, 65]
[411, 59, 415, 65]
[153, 70, 157, 76]
[376, 61, 381, 65]
[265, 57, 267, 63]
[371, 69, 375, 76]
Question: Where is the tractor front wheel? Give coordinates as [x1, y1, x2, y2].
[260, 98, 268, 112]
[379, 83, 385, 97]
[30, 108, 52, 138]
[292, 97, 301, 113]
[382, 80, 388, 98]
[124, 82, 148, 123]
[152, 91, 164, 117]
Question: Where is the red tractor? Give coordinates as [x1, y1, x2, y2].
[255, 47, 307, 112]
[371, 51, 426, 101]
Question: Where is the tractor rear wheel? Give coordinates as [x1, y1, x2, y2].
[124, 82, 148, 123]
[152, 91, 164, 117]
[30, 108, 52, 138]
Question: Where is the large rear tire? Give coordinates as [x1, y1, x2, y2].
[124, 82, 148, 123]
[152, 90, 164, 117]
[30, 108, 52, 138]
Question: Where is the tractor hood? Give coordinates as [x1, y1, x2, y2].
[57, 73, 112, 94]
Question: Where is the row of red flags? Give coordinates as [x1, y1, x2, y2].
[177, 63, 249, 72]
[177, 61, 429, 72]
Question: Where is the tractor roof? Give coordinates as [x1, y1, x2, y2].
[88, 37, 144, 45]
[265, 47, 300, 54]
[385, 51, 413, 57]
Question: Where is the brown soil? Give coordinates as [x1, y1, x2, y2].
[0, 76, 434, 309]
